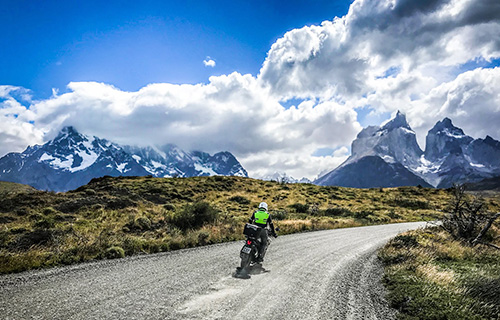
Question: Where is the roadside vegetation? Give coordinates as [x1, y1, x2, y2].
[379, 186, 500, 320]
[0, 175, 463, 274]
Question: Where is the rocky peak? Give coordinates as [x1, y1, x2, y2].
[350, 111, 422, 167]
[428, 118, 466, 136]
[382, 110, 411, 131]
[425, 118, 473, 161]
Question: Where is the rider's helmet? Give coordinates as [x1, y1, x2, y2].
[258, 202, 268, 211]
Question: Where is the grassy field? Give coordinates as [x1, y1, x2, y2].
[0, 175, 470, 274]
[379, 191, 500, 320]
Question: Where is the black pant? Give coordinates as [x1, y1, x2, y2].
[258, 229, 268, 260]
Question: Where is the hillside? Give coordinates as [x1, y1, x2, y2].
[1, 175, 497, 274]
[0, 181, 36, 196]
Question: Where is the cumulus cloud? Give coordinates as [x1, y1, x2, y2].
[20, 75, 360, 179]
[203, 57, 216, 67]
[259, 0, 500, 103]
[2, 0, 500, 180]
[407, 67, 500, 147]
[0, 86, 43, 156]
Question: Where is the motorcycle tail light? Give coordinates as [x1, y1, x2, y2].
[247, 240, 252, 245]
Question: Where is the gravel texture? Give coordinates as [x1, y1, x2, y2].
[0, 222, 427, 319]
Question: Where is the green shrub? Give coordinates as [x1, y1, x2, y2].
[324, 207, 351, 217]
[163, 203, 175, 211]
[134, 216, 151, 230]
[105, 246, 125, 259]
[168, 201, 218, 230]
[16, 229, 54, 249]
[392, 234, 419, 248]
[229, 195, 250, 205]
[42, 207, 57, 215]
[389, 196, 430, 209]
[85, 188, 97, 196]
[197, 231, 210, 245]
[289, 203, 309, 213]
[14, 207, 31, 216]
[0, 230, 9, 247]
[354, 210, 372, 219]
[34, 216, 56, 229]
[272, 210, 289, 220]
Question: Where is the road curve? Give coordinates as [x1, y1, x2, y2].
[0, 222, 427, 320]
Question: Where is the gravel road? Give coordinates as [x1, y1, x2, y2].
[0, 222, 427, 319]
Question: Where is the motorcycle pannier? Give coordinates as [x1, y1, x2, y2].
[243, 223, 262, 238]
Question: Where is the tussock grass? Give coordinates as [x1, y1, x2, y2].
[379, 227, 500, 319]
[0, 176, 489, 274]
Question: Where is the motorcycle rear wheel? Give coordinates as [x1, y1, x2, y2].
[240, 253, 251, 269]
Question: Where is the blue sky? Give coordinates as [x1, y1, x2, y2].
[1, 0, 500, 180]
[1, 0, 352, 99]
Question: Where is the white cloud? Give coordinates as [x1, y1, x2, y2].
[19, 75, 360, 180]
[203, 57, 216, 67]
[259, 0, 500, 104]
[407, 67, 500, 148]
[2, 0, 500, 180]
[0, 86, 43, 156]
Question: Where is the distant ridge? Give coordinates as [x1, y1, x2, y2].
[0, 126, 247, 191]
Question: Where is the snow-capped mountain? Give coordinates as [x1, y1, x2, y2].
[261, 172, 312, 184]
[416, 118, 500, 188]
[315, 112, 500, 188]
[315, 111, 431, 188]
[0, 126, 247, 191]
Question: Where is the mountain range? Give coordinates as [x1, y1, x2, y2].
[315, 112, 500, 188]
[1, 114, 498, 191]
[0, 126, 247, 191]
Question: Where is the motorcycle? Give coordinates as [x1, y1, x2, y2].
[234, 223, 277, 279]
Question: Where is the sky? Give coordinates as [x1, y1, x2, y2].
[1, 0, 500, 180]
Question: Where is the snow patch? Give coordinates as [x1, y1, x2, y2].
[132, 155, 142, 162]
[382, 155, 396, 163]
[444, 129, 465, 139]
[71, 150, 98, 172]
[470, 162, 485, 168]
[39, 153, 54, 162]
[194, 163, 217, 176]
[151, 160, 166, 169]
[401, 127, 415, 135]
[116, 163, 129, 173]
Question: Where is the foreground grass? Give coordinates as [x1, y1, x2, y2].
[0, 175, 471, 274]
[379, 227, 500, 320]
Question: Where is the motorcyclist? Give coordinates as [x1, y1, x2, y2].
[248, 202, 277, 263]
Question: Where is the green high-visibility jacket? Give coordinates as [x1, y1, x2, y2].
[249, 209, 275, 234]
[254, 209, 269, 225]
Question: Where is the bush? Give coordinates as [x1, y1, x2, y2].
[289, 203, 309, 213]
[134, 216, 151, 230]
[272, 210, 289, 220]
[163, 203, 175, 211]
[229, 196, 250, 205]
[324, 207, 351, 217]
[392, 234, 419, 248]
[15, 207, 31, 216]
[169, 202, 218, 230]
[15, 229, 54, 249]
[105, 246, 125, 259]
[85, 188, 97, 196]
[34, 216, 56, 229]
[197, 231, 210, 245]
[354, 210, 372, 219]
[42, 207, 57, 216]
[389, 196, 430, 209]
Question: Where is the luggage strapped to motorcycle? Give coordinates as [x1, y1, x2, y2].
[243, 223, 262, 238]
